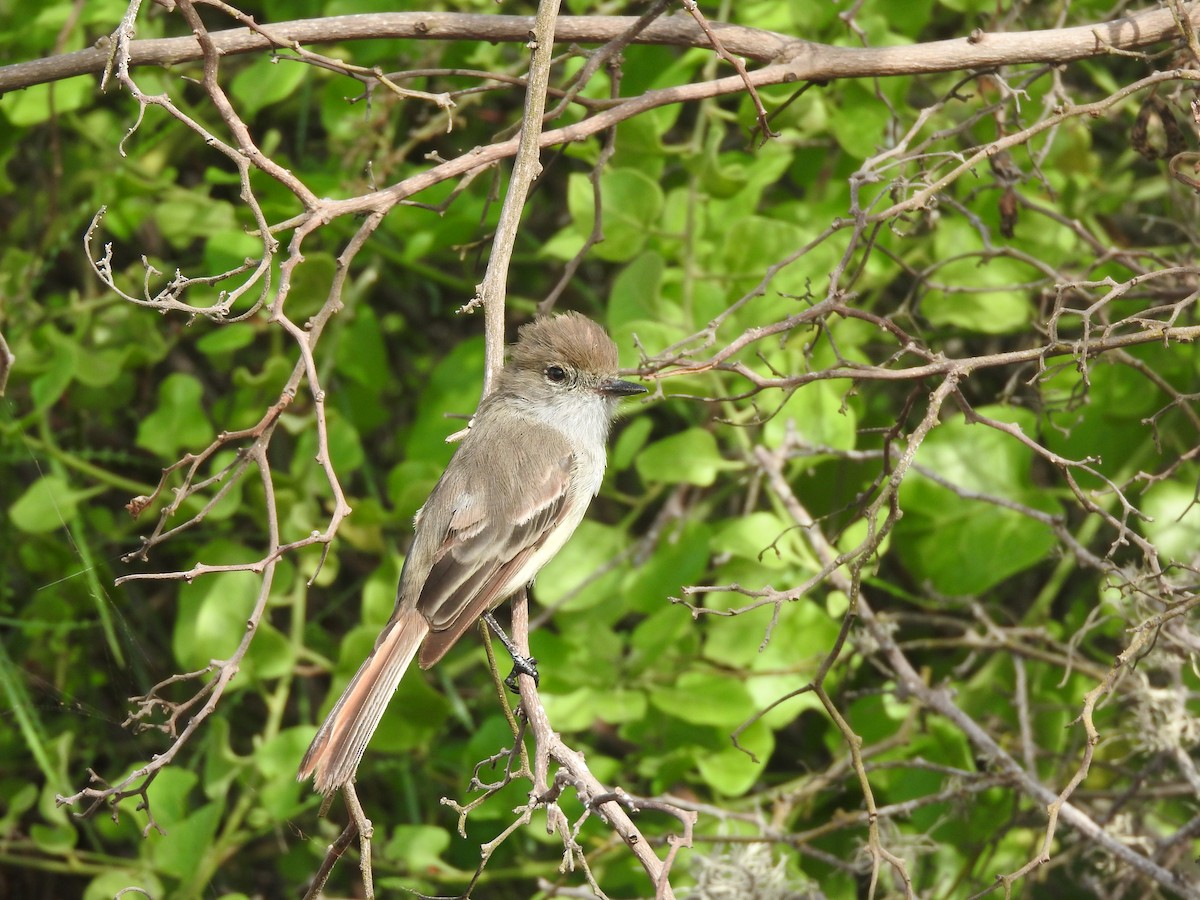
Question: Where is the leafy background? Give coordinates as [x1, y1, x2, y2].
[2, 1, 1200, 898]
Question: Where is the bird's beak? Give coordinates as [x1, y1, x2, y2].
[598, 377, 647, 397]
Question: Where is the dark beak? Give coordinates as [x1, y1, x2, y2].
[598, 377, 647, 397]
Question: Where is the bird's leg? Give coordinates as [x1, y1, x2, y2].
[483, 612, 540, 691]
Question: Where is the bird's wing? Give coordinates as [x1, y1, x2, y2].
[408, 432, 580, 668]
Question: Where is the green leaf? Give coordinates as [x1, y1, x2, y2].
[202, 228, 265, 279]
[921, 221, 1033, 334]
[361, 556, 403, 627]
[230, 55, 309, 118]
[922, 271, 1031, 334]
[28, 330, 78, 412]
[371, 671, 453, 752]
[566, 168, 665, 262]
[636, 428, 737, 486]
[197, 325, 255, 357]
[388, 459, 443, 526]
[1140, 481, 1200, 561]
[336, 304, 391, 389]
[0, 78, 91, 126]
[154, 194, 239, 250]
[629, 604, 698, 673]
[145, 767, 200, 828]
[649, 672, 756, 729]
[710, 512, 815, 572]
[201, 716, 245, 802]
[243, 623, 293, 681]
[8, 475, 99, 534]
[403, 335, 485, 469]
[763, 380, 858, 451]
[910, 406, 1046, 497]
[29, 820, 76, 853]
[151, 801, 222, 880]
[685, 130, 794, 203]
[704, 591, 837, 674]
[539, 227, 586, 261]
[543, 686, 648, 731]
[535, 520, 627, 612]
[621, 519, 711, 614]
[293, 405, 365, 475]
[274, 252, 338, 323]
[896, 407, 1059, 594]
[716, 215, 809, 295]
[611, 98, 673, 176]
[840, 692, 910, 750]
[136, 373, 213, 458]
[173, 546, 260, 670]
[610, 319, 691, 373]
[591, 687, 648, 724]
[84, 870, 163, 900]
[608, 252, 665, 333]
[541, 617, 624, 689]
[696, 718, 773, 796]
[384, 824, 453, 875]
[610, 415, 652, 472]
[827, 80, 892, 159]
[901, 502, 1057, 595]
[73, 347, 129, 388]
[0, 781, 36, 834]
[249, 728, 311, 821]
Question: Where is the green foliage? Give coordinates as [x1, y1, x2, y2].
[896, 407, 1060, 594]
[636, 427, 738, 486]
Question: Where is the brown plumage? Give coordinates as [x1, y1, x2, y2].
[298, 313, 644, 795]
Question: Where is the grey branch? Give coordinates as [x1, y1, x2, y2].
[2, 5, 1198, 93]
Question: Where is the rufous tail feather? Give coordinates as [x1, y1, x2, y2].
[298, 608, 429, 795]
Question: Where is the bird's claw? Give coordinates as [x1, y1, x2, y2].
[504, 655, 539, 693]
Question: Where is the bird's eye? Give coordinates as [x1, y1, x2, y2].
[544, 365, 568, 384]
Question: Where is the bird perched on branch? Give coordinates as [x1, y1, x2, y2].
[299, 312, 645, 795]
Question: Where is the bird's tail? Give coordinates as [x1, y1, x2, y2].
[298, 608, 429, 795]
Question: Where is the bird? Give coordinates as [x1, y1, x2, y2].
[298, 312, 646, 795]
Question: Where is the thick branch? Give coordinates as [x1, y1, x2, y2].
[2, 4, 1197, 93]
[1, 13, 797, 92]
[475, 0, 561, 393]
